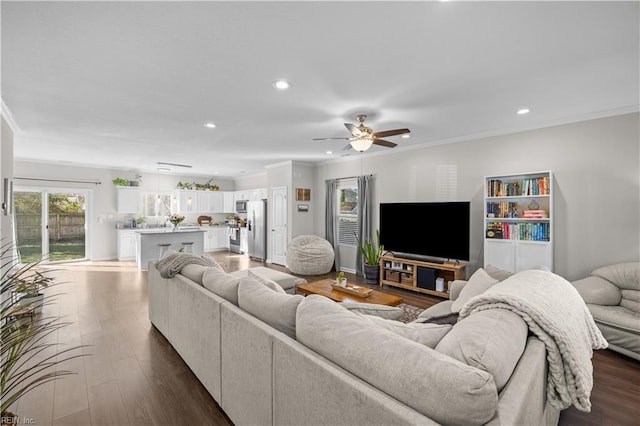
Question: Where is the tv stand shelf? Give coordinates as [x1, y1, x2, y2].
[379, 254, 466, 299]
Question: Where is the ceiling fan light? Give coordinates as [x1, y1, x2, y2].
[272, 80, 290, 90]
[350, 138, 374, 152]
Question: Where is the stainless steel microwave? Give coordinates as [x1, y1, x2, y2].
[235, 200, 248, 213]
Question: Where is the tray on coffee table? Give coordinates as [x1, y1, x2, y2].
[330, 283, 373, 298]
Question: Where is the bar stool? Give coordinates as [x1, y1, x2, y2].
[157, 243, 171, 260]
[181, 242, 195, 254]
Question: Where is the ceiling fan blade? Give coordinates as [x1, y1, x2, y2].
[373, 128, 411, 138]
[342, 143, 353, 151]
[373, 139, 397, 148]
[312, 137, 351, 141]
[344, 123, 362, 137]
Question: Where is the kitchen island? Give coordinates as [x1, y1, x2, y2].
[135, 228, 205, 270]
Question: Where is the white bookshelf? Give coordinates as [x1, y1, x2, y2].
[484, 171, 553, 273]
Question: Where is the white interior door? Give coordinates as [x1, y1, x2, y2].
[271, 186, 287, 266]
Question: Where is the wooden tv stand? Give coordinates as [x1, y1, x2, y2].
[379, 254, 466, 299]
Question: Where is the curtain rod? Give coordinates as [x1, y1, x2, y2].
[334, 174, 374, 181]
[14, 177, 102, 185]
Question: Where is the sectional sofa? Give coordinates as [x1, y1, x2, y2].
[148, 262, 560, 425]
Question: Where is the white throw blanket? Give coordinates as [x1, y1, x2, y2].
[458, 270, 607, 412]
[156, 253, 217, 278]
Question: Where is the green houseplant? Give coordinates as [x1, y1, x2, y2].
[112, 177, 129, 187]
[1, 243, 86, 422]
[357, 229, 384, 284]
[13, 270, 52, 314]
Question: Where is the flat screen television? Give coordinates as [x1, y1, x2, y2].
[379, 202, 470, 262]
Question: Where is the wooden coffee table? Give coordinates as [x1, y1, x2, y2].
[296, 279, 403, 306]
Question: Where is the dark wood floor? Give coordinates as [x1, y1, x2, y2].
[11, 251, 638, 425]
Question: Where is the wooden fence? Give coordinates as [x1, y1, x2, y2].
[15, 213, 85, 243]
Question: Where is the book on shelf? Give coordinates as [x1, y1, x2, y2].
[522, 209, 549, 218]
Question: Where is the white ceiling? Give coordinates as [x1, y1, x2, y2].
[2, 1, 639, 178]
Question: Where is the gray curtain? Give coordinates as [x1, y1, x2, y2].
[325, 179, 340, 271]
[356, 175, 373, 275]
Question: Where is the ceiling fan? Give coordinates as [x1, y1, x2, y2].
[313, 114, 411, 152]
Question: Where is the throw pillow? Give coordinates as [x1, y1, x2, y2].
[435, 309, 528, 391]
[181, 264, 207, 285]
[340, 301, 404, 320]
[360, 314, 452, 348]
[484, 264, 514, 281]
[413, 312, 460, 325]
[451, 268, 499, 313]
[202, 267, 241, 306]
[248, 270, 286, 294]
[237, 276, 304, 339]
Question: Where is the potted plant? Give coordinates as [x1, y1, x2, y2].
[13, 270, 52, 314]
[337, 271, 347, 287]
[357, 230, 384, 285]
[1, 244, 86, 422]
[112, 177, 129, 187]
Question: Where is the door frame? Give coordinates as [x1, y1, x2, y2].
[13, 185, 92, 263]
[270, 186, 288, 266]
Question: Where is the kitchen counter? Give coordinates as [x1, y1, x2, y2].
[135, 229, 205, 270]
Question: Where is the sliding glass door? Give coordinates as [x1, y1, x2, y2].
[14, 189, 88, 263]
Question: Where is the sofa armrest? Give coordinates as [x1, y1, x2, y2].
[449, 280, 468, 301]
[572, 276, 621, 306]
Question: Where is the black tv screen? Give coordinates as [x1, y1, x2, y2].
[379, 202, 470, 261]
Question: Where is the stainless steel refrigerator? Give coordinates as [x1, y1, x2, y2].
[247, 200, 267, 260]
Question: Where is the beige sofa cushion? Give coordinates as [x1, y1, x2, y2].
[296, 295, 498, 426]
[203, 267, 241, 306]
[248, 269, 286, 294]
[451, 268, 499, 313]
[435, 309, 528, 391]
[340, 301, 404, 320]
[592, 262, 640, 291]
[484, 264, 514, 281]
[238, 276, 304, 339]
[588, 304, 640, 333]
[572, 276, 622, 306]
[360, 315, 451, 348]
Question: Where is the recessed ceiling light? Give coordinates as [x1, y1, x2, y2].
[272, 80, 290, 90]
[326, 150, 333, 154]
[516, 108, 531, 115]
[204, 122, 216, 128]
[402, 134, 411, 139]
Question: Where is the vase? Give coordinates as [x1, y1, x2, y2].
[172, 224, 178, 231]
[364, 264, 380, 285]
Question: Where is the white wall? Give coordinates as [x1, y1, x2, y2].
[314, 113, 640, 281]
[1, 116, 15, 251]
[291, 163, 315, 238]
[12, 161, 235, 260]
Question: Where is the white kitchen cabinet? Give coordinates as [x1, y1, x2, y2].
[223, 191, 235, 213]
[234, 191, 248, 203]
[197, 191, 211, 213]
[116, 187, 140, 214]
[248, 188, 267, 201]
[211, 192, 224, 213]
[203, 227, 229, 251]
[203, 228, 215, 251]
[117, 230, 137, 260]
[218, 227, 229, 249]
[177, 190, 197, 214]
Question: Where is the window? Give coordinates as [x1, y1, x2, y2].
[142, 191, 174, 218]
[337, 180, 358, 245]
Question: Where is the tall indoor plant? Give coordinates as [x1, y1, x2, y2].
[357, 230, 384, 285]
[1, 243, 86, 422]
